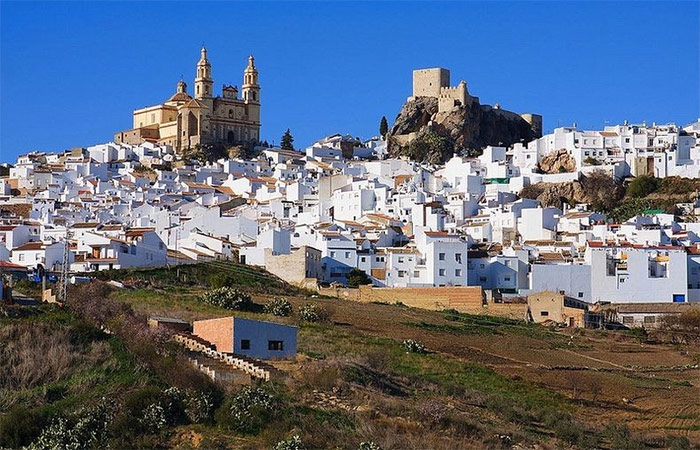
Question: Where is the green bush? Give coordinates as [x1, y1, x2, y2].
[402, 339, 426, 354]
[274, 435, 306, 450]
[0, 406, 47, 448]
[28, 401, 113, 450]
[198, 287, 252, 310]
[216, 386, 277, 434]
[604, 424, 646, 450]
[263, 297, 293, 316]
[358, 443, 382, 450]
[627, 175, 660, 198]
[346, 268, 372, 287]
[299, 304, 327, 322]
[208, 273, 235, 288]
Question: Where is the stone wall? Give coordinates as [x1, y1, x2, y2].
[264, 246, 322, 285]
[319, 285, 528, 319]
[412, 68, 450, 98]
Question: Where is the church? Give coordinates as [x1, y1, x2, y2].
[115, 48, 261, 152]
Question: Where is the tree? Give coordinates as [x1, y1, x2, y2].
[379, 116, 388, 138]
[627, 175, 659, 198]
[346, 268, 372, 287]
[280, 129, 294, 150]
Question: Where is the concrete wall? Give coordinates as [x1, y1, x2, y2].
[232, 317, 297, 360]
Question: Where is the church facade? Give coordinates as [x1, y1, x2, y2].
[115, 48, 261, 152]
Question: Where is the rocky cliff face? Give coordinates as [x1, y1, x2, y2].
[538, 149, 577, 174]
[387, 96, 538, 163]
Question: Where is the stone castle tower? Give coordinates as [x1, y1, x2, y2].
[115, 47, 262, 153]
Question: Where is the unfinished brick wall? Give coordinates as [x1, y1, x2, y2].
[192, 317, 234, 353]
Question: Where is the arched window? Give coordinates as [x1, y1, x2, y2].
[228, 109, 233, 118]
[252, 92, 256, 101]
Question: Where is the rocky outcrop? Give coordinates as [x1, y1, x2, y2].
[387, 97, 538, 163]
[538, 149, 577, 174]
[388, 97, 438, 136]
[520, 171, 624, 210]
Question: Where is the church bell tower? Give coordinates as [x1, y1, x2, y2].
[194, 47, 213, 99]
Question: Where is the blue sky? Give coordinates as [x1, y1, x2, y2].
[1, 1, 698, 161]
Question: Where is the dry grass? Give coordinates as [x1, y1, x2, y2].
[0, 322, 81, 391]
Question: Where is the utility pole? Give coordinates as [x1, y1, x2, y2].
[58, 228, 72, 304]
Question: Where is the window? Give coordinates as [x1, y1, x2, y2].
[578, 292, 584, 298]
[439, 269, 446, 276]
[504, 276, 511, 281]
[439, 253, 446, 261]
[268, 340, 284, 351]
[643, 316, 656, 324]
[479, 276, 487, 282]
[241, 339, 250, 350]
[455, 269, 462, 277]
[622, 316, 633, 325]
[330, 251, 335, 258]
[413, 271, 420, 278]
[398, 270, 405, 278]
[345, 252, 350, 258]
[455, 253, 462, 263]
[398, 257, 404, 263]
[505, 260, 511, 267]
[361, 257, 366, 263]
[540, 311, 549, 317]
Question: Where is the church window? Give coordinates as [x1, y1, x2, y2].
[229, 109, 234, 118]
[196, 86, 200, 95]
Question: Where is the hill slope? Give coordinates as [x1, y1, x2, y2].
[3, 262, 698, 449]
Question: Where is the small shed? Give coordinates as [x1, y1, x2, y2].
[192, 316, 297, 360]
[148, 315, 191, 332]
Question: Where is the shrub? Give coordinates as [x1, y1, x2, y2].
[139, 403, 166, 433]
[274, 435, 306, 450]
[0, 406, 47, 448]
[358, 443, 382, 450]
[346, 268, 372, 287]
[402, 339, 426, 354]
[299, 303, 326, 323]
[627, 175, 660, 198]
[184, 389, 215, 424]
[198, 287, 252, 310]
[28, 401, 113, 450]
[604, 424, 646, 450]
[263, 297, 293, 317]
[208, 273, 235, 288]
[218, 386, 277, 434]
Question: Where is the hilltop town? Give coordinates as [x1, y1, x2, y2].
[2, 46, 700, 450]
[3, 50, 700, 313]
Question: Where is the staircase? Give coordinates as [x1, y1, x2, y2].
[174, 332, 281, 382]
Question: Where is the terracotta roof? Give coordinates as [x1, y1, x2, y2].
[13, 242, 44, 251]
[0, 261, 28, 270]
[72, 222, 99, 229]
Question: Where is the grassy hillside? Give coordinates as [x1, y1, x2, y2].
[2, 262, 698, 449]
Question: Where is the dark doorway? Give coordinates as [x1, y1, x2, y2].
[227, 130, 235, 144]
